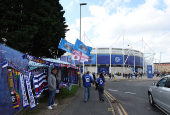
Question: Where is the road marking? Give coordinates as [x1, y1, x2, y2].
[125, 92, 136, 95]
[108, 89, 118, 91]
[104, 90, 128, 115]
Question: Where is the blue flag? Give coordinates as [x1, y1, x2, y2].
[58, 38, 74, 53]
[147, 65, 152, 78]
[73, 39, 92, 56]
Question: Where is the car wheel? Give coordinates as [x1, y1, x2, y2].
[148, 93, 155, 106]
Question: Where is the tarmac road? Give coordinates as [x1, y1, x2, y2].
[105, 79, 165, 115]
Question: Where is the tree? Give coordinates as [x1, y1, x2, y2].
[0, 0, 68, 58]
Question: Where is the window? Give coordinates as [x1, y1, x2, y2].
[165, 78, 170, 88]
[157, 78, 167, 87]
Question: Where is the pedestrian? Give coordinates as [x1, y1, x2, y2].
[92, 72, 96, 85]
[135, 73, 137, 79]
[47, 68, 58, 110]
[82, 71, 93, 102]
[112, 73, 114, 80]
[128, 73, 130, 79]
[97, 73, 105, 102]
[109, 73, 111, 80]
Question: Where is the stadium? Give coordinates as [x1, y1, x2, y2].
[60, 47, 144, 74]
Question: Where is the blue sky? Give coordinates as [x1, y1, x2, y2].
[60, 0, 170, 63]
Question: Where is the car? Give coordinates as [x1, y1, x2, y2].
[148, 75, 170, 114]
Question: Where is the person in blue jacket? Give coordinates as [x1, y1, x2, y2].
[82, 71, 93, 102]
[97, 73, 105, 102]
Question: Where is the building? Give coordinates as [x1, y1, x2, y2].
[153, 62, 170, 73]
[61, 47, 144, 74]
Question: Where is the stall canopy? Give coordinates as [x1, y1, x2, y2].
[28, 58, 71, 70]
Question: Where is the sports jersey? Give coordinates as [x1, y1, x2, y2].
[97, 77, 105, 86]
[82, 74, 93, 87]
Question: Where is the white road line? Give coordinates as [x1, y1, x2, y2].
[108, 89, 118, 91]
[125, 92, 136, 94]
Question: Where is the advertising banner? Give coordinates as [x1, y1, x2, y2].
[147, 65, 152, 78]
[97, 55, 110, 64]
[111, 55, 123, 64]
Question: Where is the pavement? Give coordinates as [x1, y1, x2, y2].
[58, 85, 113, 115]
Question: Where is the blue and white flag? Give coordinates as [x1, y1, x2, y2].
[147, 65, 152, 78]
[73, 39, 92, 56]
[2, 60, 8, 68]
[58, 38, 74, 53]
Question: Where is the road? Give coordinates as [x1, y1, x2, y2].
[105, 79, 165, 115]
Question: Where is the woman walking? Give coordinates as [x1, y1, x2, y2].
[97, 73, 105, 102]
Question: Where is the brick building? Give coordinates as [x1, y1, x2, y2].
[153, 62, 170, 73]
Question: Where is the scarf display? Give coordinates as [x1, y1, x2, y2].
[7, 68, 19, 109]
[33, 69, 48, 98]
[25, 72, 36, 109]
[19, 73, 29, 108]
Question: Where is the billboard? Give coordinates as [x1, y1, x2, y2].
[60, 56, 67, 62]
[147, 65, 153, 78]
[111, 55, 123, 64]
[97, 55, 110, 64]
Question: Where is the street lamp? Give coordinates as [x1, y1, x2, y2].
[80, 3, 87, 41]
[79, 3, 87, 73]
[159, 52, 163, 73]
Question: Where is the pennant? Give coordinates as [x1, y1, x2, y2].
[73, 39, 92, 56]
[58, 38, 74, 53]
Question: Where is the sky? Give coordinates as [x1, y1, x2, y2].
[60, 0, 170, 63]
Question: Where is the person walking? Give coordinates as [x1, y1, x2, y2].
[92, 72, 96, 86]
[109, 73, 111, 80]
[47, 68, 58, 110]
[82, 71, 93, 102]
[97, 73, 105, 102]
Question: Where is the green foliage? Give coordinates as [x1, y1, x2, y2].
[0, 0, 68, 57]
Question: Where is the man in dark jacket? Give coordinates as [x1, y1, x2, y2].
[47, 68, 58, 109]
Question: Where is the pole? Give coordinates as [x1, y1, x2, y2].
[134, 55, 135, 73]
[96, 47, 97, 75]
[123, 30, 124, 74]
[110, 46, 111, 74]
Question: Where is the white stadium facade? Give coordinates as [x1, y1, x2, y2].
[60, 47, 144, 74]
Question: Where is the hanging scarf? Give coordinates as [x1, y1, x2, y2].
[19, 72, 29, 108]
[7, 69, 19, 109]
[25, 72, 36, 109]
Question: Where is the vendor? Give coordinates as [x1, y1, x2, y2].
[47, 68, 58, 110]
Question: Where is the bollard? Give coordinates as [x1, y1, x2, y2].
[78, 74, 81, 87]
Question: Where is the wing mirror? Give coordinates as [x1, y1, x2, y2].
[152, 82, 157, 86]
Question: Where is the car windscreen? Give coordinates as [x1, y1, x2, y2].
[157, 77, 168, 87]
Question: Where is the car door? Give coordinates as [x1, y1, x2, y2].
[152, 78, 167, 105]
[160, 77, 170, 113]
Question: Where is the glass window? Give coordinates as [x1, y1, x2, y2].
[165, 78, 170, 88]
[157, 78, 167, 87]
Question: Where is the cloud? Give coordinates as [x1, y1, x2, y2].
[75, 0, 79, 3]
[66, 1, 74, 10]
[65, 0, 170, 62]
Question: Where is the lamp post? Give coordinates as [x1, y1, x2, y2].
[159, 52, 163, 73]
[79, 3, 87, 73]
[80, 3, 87, 42]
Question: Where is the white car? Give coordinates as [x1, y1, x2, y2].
[148, 75, 170, 114]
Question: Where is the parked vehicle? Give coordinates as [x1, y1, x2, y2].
[148, 75, 170, 114]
